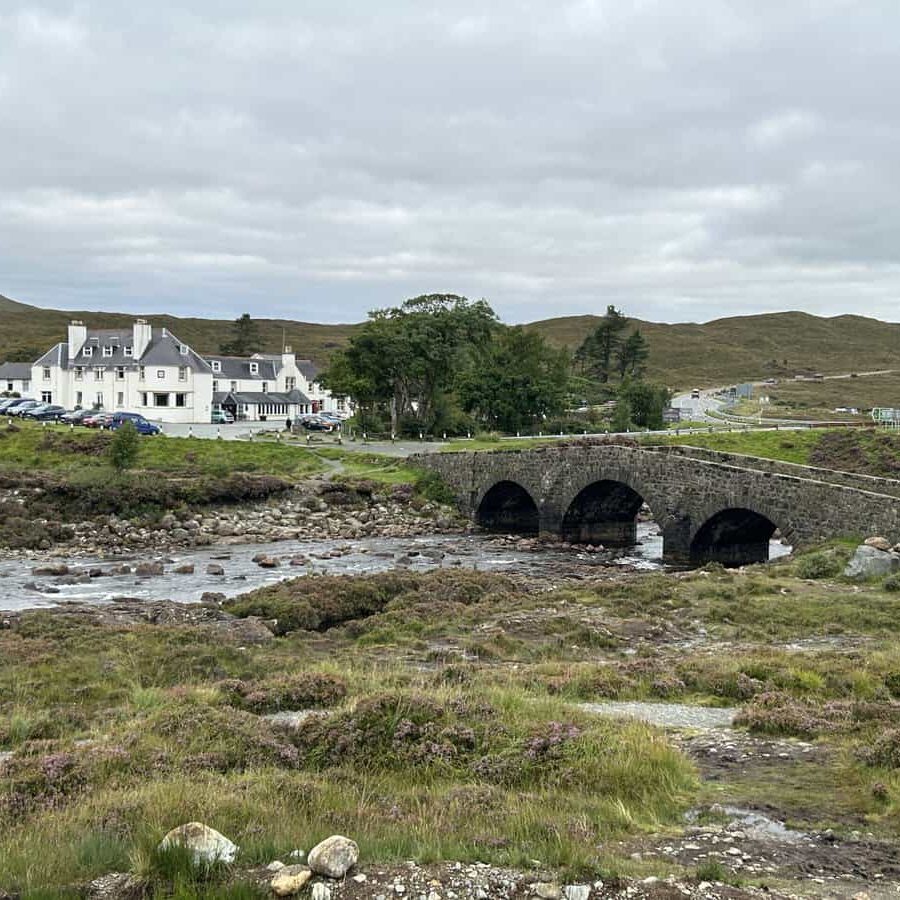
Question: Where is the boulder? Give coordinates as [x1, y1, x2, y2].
[135, 561, 164, 577]
[271, 865, 312, 896]
[311, 885, 332, 900]
[533, 885, 562, 900]
[158, 822, 237, 864]
[289, 556, 308, 567]
[31, 564, 69, 576]
[844, 545, 900, 579]
[307, 834, 359, 878]
[256, 556, 280, 568]
[173, 564, 195, 575]
[206, 563, 225, 576]
[865, 536, 892, 551]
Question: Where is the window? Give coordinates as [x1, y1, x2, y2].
[42, 366, 51, 380]
[157, 370, 165, 379]
[262, 382, 268, 393]
[115, 367, 125, 380]
[124, 346, 133, 357]
[179, 344, 189, 356]
[95, 393, 104, 408]
[212, 380, 219, 393]
[75, 391, 83, 406]
[211, 360, 221, 373]
[116, 392, 124, 407]
[154, 393, 169, 407]
[102, 346, 113, 358]
[74, 366, 83, 381]
[285, 376, 296, 391]
[230, 381, 237, 392]
[178, 366, 187, 382]
[175, 393, 186, 408]
[249, 362, 258, 375]
[140, 392, 148, 407]
[41, 391, 52, 403]
[83, 347, 93, 357]
[139, 366, 145, 381]
[94, 367, 104, 381]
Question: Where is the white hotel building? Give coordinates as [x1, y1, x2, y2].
[30, 320, 346, 424]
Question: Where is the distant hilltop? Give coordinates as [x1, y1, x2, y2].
[2, 293, 898, 390]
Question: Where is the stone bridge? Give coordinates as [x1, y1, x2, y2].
[413, 442, 900, 565]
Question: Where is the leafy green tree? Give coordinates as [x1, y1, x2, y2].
[322, 294, 496, 434]
[220, 313, 263, 356]
[617, 329, 649, 378]
[109, 421, 139, 470]
[576, 305, 628, 383]
[619, 380, 670, 430]
[458, 327, 569, 432]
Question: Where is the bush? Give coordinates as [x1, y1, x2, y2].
[856, 729, 900, 768]
[414, 469, 456, 506]
[108, 421, 140, 471]
[795, 552, 842, 580]
[884, 574, 900, 592]
[220, 673, 347, 713]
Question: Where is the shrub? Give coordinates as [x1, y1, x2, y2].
[884, 574, 900, 593]
[108, 421, 140, 471]
[220, 673, 347, 713]
[856, 729, 900, 768]
[795, 552, 841, 580]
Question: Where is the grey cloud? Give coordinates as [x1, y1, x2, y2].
[1, 1, 899, 324]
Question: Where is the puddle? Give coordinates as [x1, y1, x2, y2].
[722, 806, 807, 844]
[578, 701, 737, 730]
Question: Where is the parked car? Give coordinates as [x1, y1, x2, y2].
[82, 412, 113, 428]
[59, 408, 92, 425]
[0, 397, 31, 414]
[108, 412, 161, 435]
[297, 414, 335, 432]
[211, 409, 234, 424]
[7, 399, 40, 416]
[24, 404, 67, 421]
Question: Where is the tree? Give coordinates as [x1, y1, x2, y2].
[618, 380, 671, 430]
[611, 395, 632, 432]
[322, 294, 497, 435]
[220, 313, 262, 356]
[576, 305, 628, 383]
[109, 421, 139, 470]
[458, 327, 569, 433]
[617, 329, 649, 378]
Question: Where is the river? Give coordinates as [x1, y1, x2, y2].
[0, 524, 790, 612]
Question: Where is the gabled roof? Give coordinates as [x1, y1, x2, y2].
[0, 362, 32, 380]
[142, 331, 213, 373]
[34, 343, 69, 370]
[205, 356, 279, 380]
[296, 359, 320, 381]
[213, 389, 311, 405]
[70, 329, 133, 366]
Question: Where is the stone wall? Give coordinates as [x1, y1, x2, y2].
[414, 443, 900, 563]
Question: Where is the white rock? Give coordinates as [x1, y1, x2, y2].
[865, 536, 892, 551]
[271, 866, 312, 896]
[564, 886, 591, 900]
[158, 822, 237, 865]
[307, 834, 360, 878]
[311, 885, 332, 900]
[266, 861, 286, 872]
[533, 884, 562, 899]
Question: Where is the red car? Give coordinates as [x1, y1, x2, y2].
[82, 412, 113, 428]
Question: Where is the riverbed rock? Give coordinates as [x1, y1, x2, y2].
[864, 536, 892, 551]
[256, 556, 280, 568]
[31, 564, 69, 576]
[173, 563, 195, 575]
[206, 563, 225, 576]
[270, 865, 312, 896]
[135, 561, 164, 577]
[158, 822, 237, 864]
[307, 835, 359, 878]
[844, 544, 900, 579]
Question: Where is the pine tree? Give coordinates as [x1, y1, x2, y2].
[617, 329, 649, 378]
[220, 313, 263, 355]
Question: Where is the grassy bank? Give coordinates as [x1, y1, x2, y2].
[3, 556, 900, 895]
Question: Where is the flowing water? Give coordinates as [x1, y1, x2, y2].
[0, 523, 790, 612]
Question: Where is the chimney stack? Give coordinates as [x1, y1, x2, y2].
[67, 321, 87, 362]
[133, 319, 152, 359]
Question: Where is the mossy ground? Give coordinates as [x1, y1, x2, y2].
[3, 553, 900, 896]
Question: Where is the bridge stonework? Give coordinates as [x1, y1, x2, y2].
[414, 443, 900, 565]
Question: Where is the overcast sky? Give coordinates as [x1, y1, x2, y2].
[1, 2, 899, 324]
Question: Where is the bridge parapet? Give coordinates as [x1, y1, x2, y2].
[413, 442, 900, 565]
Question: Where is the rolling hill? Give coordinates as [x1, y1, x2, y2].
[2, 293, 898, 390]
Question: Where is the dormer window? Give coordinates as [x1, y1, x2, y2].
[83, 347, 93, 357]
[249, 362, 259, 375]
[102, 346, 113, 357]
[211, 360, 221, 373]
[262, 382, 268, 393]
[123, 346, 133, 357]
[179, 345, 189, 356]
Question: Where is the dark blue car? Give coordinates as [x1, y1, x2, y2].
[108, 412, 161, 435]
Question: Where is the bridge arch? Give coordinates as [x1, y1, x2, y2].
[475, 480, 540, 535]
[561, 478, 649, 545]
[689, 505, 786, 566]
